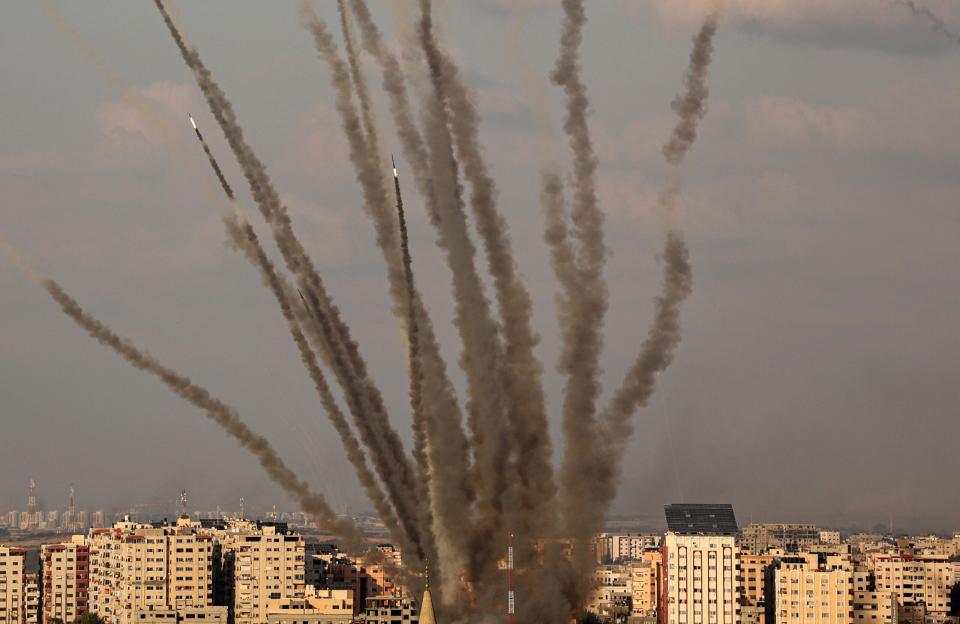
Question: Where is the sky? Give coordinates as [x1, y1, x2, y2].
[1, 0, 959, 533]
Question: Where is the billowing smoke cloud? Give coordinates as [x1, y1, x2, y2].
[153, 0, 423, 565]
[896, 0, 960, 45]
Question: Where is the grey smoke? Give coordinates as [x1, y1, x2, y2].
[549, 0, 609, 579]
[348, 0, 478, 600]
[154, 0, 423, 565]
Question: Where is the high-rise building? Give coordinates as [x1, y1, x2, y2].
[771, 553, 852, 624]
[0, 546, 27, 624]
[41, 535, 90, 624]
[212, 520, 307, 624]
[90, 511, 106, 529]
[662, 504, 740, 624]
[88, 517, 222, 624]
[596, 533, 662, 563]
[23, 576, 38, 624]
[628, 558, 661, 618]
[873, 554, 952, 617]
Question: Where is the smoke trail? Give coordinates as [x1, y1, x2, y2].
[415, 0, 516, 599]
[348, 1, 477, 599]
[391, 165, 437, 570]
[422, 3, 557, 565]
[550, 0, 609, 560]
[598, 2, 720, 572]
[337, 0, 379, 147]
[153, 0, 423, 563]
[896, 0, 960, 45]
[187, 115, 412, 554]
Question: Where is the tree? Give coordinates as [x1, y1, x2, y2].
[72, 613, 107, 624]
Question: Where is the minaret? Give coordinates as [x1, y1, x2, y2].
[66, 484, 77, 529]
[27, 479, 38, 528]
[239, 497, 245, 520]
[420, 568, 437, 624]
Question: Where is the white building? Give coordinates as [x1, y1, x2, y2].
[663, 504, 740, 624]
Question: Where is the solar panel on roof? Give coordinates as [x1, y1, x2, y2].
[664, 503, 739, 535]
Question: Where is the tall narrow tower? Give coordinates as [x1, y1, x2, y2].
[177, 490, 188, 518]
[27, 479, 39, 528]
[239, 497, 245, 520]
[65, 483, 77, 529]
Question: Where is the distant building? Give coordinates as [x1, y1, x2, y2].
[820, 532, 842, 546]
[662, 504, 740, 624]
[363, 595, 419, 624]
[596, 533, 662, 563]
[741, 524, 820, 554]
[40, 536, 90, 624]
[771, 553, 853, 624]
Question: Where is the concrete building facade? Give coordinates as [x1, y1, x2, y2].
[0, 547, 26, 624]
[771, 554, 853, 624]
[41, 536, 90, 624]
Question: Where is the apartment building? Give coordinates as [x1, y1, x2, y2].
[628, 558, 661, 618]
[213, 521, 306, 624]
[771, 553, 853, 624]
[873, 555, 953, 617]
[662, 504, 740, 624]
[596, 533, 662, 563]
[23, 576, 38, 624]
[88, 517, 220, 624]
[852, 590, 898, 624]
[739, 553, 774, 624]
[0, 547, 26, 624]
[741, 525, 821, 554]
[40, 535, 90, 623]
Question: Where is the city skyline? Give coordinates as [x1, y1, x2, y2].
[2, 4, 960, 617]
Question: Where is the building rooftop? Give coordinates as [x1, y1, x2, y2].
[664, 504, 739, 535]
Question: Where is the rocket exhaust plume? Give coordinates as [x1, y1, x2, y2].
[185, 115, 414, 558]
[416, 0, 557, 573]
[896, 0, 960, 45]
[293, 0, 429, 569]
[391, 160, 438, 577]
[347, 1, 478, 599]
[414, 1, 515, 601]
[154, 0, 424, 567]
[549, 0, 609, 573]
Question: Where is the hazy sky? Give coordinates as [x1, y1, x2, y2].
[1, 0, 959, 532]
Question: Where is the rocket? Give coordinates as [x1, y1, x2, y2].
[189, 114, 202, 141]
[391, 154, 398, 179]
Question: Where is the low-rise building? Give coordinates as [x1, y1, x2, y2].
[852, 590, 898, 624]
[873, 554, 953, 617]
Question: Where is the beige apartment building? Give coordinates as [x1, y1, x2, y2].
[772, 553, 853, 624]
[873, 555, 953, 617]
[212, 520, 307, 624]
[0, 547, 27, 624]
[663, 504, 741, 624]
[628, 558, 660, 618]
[852, 590, 899, 624]
[88, 518, 221, 624]
[23, 576, 38, 624]
[41, 535, 90, 624]
[739, 553, 774, 624]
